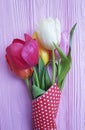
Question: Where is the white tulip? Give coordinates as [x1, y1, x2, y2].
[36, 18, 61, 50]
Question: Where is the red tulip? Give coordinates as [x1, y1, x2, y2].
[6, 35, 39, 69]
[6, 34, 39, 78]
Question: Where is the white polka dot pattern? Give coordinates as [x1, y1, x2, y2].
[32, 83, 61, 130]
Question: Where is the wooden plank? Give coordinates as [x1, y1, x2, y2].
[0, 0, 84, 129]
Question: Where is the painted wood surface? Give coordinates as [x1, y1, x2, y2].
[0, 0, 85, 130]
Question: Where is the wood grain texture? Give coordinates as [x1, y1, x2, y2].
[0, 0, 85, 130]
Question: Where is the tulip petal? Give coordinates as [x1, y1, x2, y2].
[12, 39, 25, 44]
[6, 43, 29, 69]
[32, 32, 50, 65]
[37, 18, 61, 50]
[13, 68, 33, 79]
[21, 40, 39, 66]
[6, 54, 33, 78]
[55, 31, 69, 59]
[24, 33, 32, 42]
[6, 54, 14, 71]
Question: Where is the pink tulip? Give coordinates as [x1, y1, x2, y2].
[21, 39, 39, 67]
[55, 31, 69, 59]
[60, 31, 69, 55]
[6, 34, 39, 70]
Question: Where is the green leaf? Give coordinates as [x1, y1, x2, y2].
[38, 57, 45, 84]
[58, 59, 71, 88]
[41, 69, 45, 90]
[52, 49, 56, 84]
[33, 67, 40, 87]
[32, 84, 45, 99]
[32, 73, 36, 85]
[60, 78, 65, 90]
[58, 59, 61, 77]
[58, 23, 77, 89]
[54, 43, 71, 90]
[57, 59, 61, 85]
[45, 69, 52, 90]
[55, 63, 58, 78]
[53, 24, 77, 90]
[53, 43, 68, 61]
[70, 23, 77, 48]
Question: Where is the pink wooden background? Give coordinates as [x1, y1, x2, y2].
[0, 0, 85, 130]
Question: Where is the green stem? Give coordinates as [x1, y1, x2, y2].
[52, 49, 56, 84]
[25, 78, 32, 99]
[33, 67, 40, 88]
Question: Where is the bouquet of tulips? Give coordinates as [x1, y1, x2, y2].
[6, 18, 76, 130]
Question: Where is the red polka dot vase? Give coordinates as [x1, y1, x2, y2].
[32, 83, 61, 130]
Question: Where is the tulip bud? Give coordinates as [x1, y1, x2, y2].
[55, 31, 69, 59]
[36, 18, 61, 50]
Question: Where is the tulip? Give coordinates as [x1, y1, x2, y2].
[55, 31, 69, 59]
[6, 36, 39, 70]
[6, 36, 39, 78]
[36, 18, 61, 50]
[32, 32, 49, 65]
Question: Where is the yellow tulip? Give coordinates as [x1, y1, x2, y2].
[32, 32, 49, 65]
